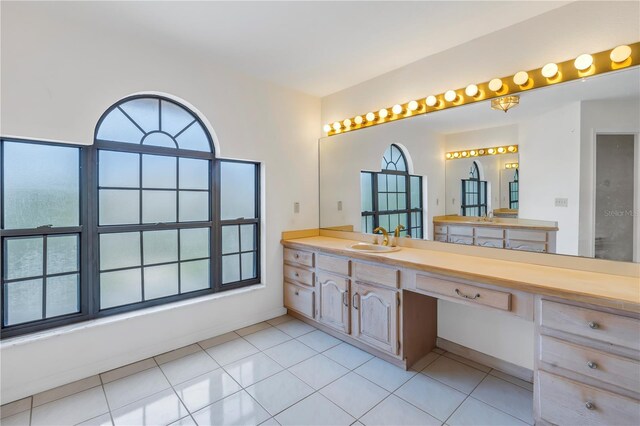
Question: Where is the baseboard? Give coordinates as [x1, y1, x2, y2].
[437, 337, 533, 382]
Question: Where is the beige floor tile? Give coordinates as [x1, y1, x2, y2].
[320, 372, 389, 418]
[323, 342, 374, 370]
[198, 331, 240, 350]
[236, 322, 272, 336]
[224, 352, 283, 387]
[173, 368, 241, 413]
[100, 358, 157, 384]
[246, 371, 314, 415]
[275, 393, 355, 426]
[354, 357, 416, 392]
[244, 327, 292, 351]
[205, 337, 259, 365]
[77, 413, 114, 425]
[266, 315, 294, 326]
[264, 339, 317, 368]
[471, 375, 534, 424]
[288, 354, 349, 390]
[191, 390, 270, 426]
[0, 410, 31, 426]
[422, 356, 487, 394]
[31, 386, 109, 426]
[159, 350, 220, 385]
[395, 374, 466, 421]
[33, 375, 101, 407]
[442, 352, 491, 373]
[489, 370, 534, 392]
[111, 388, 188, 426]
[103, 367, 170, 410]
[274, 319, 316, 338]
[296, 330, 341, 352]
[409, 351, 440, 372]
[0, 397, 31, 419]
[447, 397, 528, 426]
[155, 344, 202, 365]
[433, 348, 446, 354]
[360, 394, 441, 426]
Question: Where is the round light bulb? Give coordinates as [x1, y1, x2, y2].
[506, 164, 512, 169]
[488, 148, 496, 154]
[332, 122, 341, 131]
[513, 71, 529, 86]
[498, 147, 505, 153]
[366, 112, 376, 122]
[507, 145, 516, 152]
[461, 151, 468, 157]
[574, 54, 593, 71]
[453, 152, 460, 158]
[378, 108, 389, 119]
[392, 104, 403, 115]
[478, 149, 485, 155]
[354, 115, 363, 125]
[542, 63, 559, 78]
[488, 78, 503, 92]
[323, 124, 331, 133]
[426, 95, 438, 107]
[470, 150, 477, 156]
[408, 100, 419, 111]
[343, 118, 352, 128]
[610, 45, 632, 63]
[445, 153, 452, 159]
[465, 84, 479, 97]
[444, 90, 457, 102]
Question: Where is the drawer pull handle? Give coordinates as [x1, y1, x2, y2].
[588, 321, 599, 329]
[585, 401, 595, 410]
[342, 292, 349, 307]
[294, 254, 300, 259]
[295, 272, 299, 277]
[587, 361, 598, 369]
[455, 289, 481, 300]
[353, 293, 359, 310]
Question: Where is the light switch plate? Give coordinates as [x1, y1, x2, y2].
[294, 202, 300, 213]
[555, 197, 568, 207]
[337, 201, 342, 211]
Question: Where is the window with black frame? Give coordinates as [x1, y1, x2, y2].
[361, 144, 423, 238]
[509, 169, 519, 209]
[461, 161, 487, 216]
[0, 95, 261, 338]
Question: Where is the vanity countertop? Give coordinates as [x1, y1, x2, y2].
[433, 215, 559, 231]
[282, 236, 640, 313]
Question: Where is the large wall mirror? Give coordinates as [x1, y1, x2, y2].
[319, 67, 640, 263]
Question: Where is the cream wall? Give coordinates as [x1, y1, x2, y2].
[0, 4, 320, 403]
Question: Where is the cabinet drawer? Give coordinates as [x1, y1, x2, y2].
[448, 226, 474, 236]
[508, 229, 547, 242]
[434, 234, 447, 242]
[475, 237, 504, 248]
[434, 225, 447, 234]
[448, 235, 473, 245]
[353, 262, 399, 289]
[538, 370, 640, 426]
[416, 274, 511, 311]
[540, 300, 640, 352]
[284, 282, 315, 319]
[475, 227, 504, 239]
[284, 248, 314, 267]
[317, 254, 350, 276]
[506, 239, 547, 252]
[540, 335, 640, 394]
[284, 264, 314, 286]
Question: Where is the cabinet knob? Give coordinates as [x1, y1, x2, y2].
[295, 272, 299, 277]
[588, 321, 599, 329]
[294, 254, 299, 259]
[295, 290, 299, 296]
[587, 361, 598, 369]
[585, 401, 595, 410]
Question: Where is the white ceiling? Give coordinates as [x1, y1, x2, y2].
[19, 0, 571, 97]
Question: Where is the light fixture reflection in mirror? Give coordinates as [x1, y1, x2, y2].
[491, 95, 520, 112]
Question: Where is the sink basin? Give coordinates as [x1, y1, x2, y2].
[348, 243, 401, 253]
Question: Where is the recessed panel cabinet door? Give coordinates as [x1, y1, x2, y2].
[318, 272, 350, 333]
[351, 281, 399, 355]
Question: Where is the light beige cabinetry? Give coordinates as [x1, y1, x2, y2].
[433, 223, 557, 253]
[317, 271, 350, 334]
[535, 297, 640, 425]
[283, 248, 316, 319]
[351, 281, 399, 355]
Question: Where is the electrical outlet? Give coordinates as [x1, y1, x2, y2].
[555, 197, 568, 208]
[337, 201, 342, 211]
[294, 202, 300, 213]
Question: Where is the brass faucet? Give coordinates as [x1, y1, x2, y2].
[373, 226, 389, 246]
[394, 224, 405, 238]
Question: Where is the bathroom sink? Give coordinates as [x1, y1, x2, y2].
[348, 243, 401, 253]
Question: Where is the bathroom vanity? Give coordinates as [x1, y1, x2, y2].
[281, 231, 640, 426]
[432, 215, 558, 253]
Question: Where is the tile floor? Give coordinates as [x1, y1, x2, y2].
[0, 315, 534, 426]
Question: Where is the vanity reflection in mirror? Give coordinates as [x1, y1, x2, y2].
[320, 67, 640, 263]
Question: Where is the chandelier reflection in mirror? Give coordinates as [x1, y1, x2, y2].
[491, 95, 520, 112]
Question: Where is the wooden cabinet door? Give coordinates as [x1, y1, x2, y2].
[351, 281, 398, 355]
[318, 272, 350, 334]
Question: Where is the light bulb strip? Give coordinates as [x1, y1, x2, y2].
[325, 42, 639, 136]
[445, 145, 518, 160]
